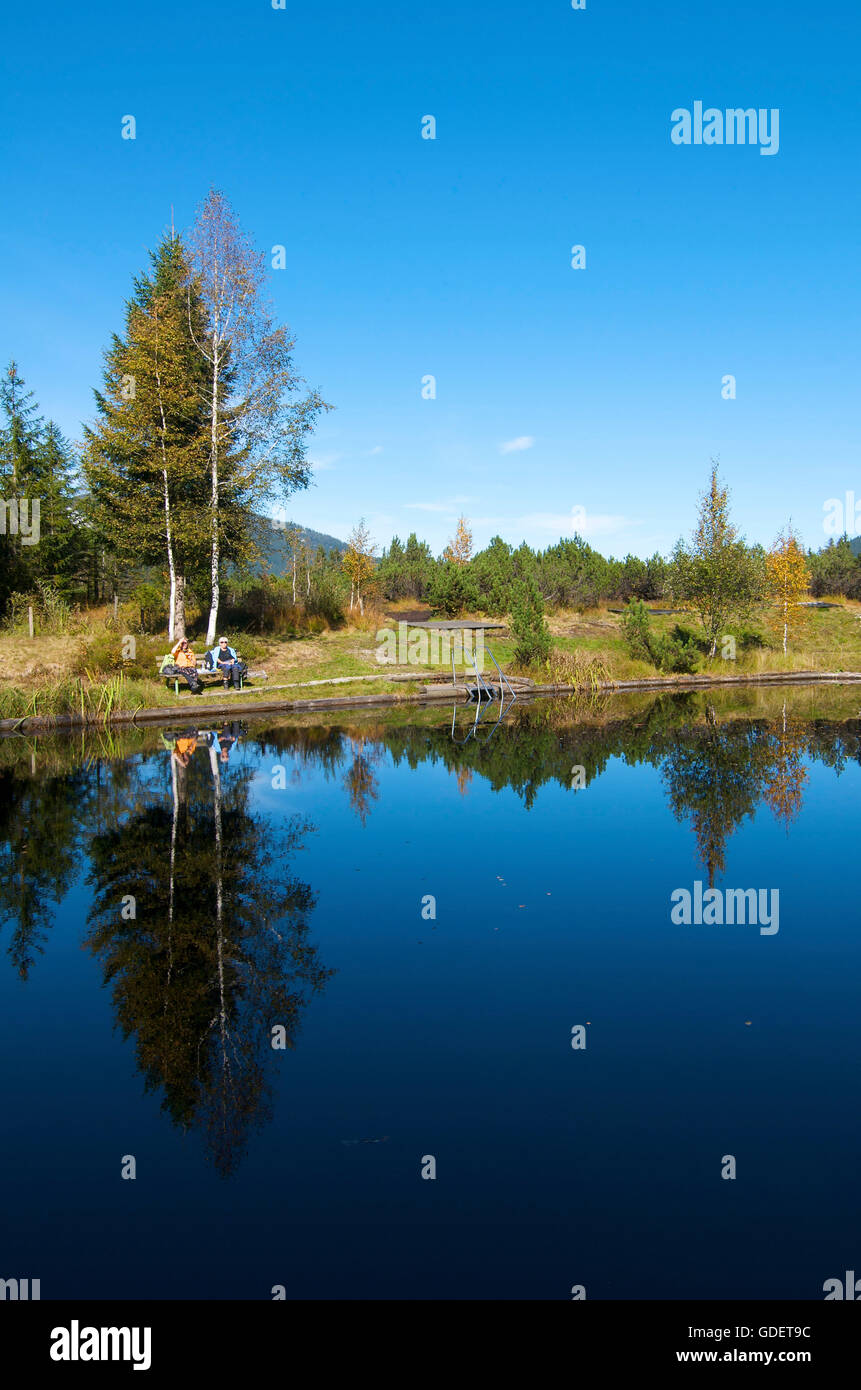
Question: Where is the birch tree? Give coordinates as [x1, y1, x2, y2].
[766, 525, 809, 655]
[342, 518, 376, 615]
[670, 462, 765, 657]
[188, 189, 331, 644]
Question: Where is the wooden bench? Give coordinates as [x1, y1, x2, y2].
[157, 654, 267, 695]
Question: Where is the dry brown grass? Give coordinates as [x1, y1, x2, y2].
[0, 634, 83, 682]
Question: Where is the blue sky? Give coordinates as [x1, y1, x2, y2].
[1, 0, 858, 558]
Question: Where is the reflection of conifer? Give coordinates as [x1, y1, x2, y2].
[0, 767, 86, 978]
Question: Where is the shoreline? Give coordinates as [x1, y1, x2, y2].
[2, 668, 861, 736]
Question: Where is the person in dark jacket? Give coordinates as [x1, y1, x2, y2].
[205, 637, 245, 689]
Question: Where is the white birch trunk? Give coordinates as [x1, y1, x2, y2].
[206, 346, 221, 646]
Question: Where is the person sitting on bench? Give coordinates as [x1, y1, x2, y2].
[206, 637, 245, 689]
[164, 638, 203, 693]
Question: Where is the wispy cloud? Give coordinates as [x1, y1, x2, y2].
[309, 451, 340, 472]
[405, 494, 475, 514]
[364, 445, 383, 456]
[500, 436, 535, 454]
[518, 509, 639, 538]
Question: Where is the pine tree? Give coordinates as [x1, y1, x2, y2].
[509, 576, 552, 668]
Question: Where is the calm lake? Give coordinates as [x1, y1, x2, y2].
[1, 686, 859, 1300]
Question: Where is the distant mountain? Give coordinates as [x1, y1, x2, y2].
[247, 515, 347, 575]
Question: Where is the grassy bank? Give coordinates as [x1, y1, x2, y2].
[1, 598, 860, 725]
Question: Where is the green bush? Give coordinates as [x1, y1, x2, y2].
[621, 601, 701, 673]
[428, 562, 477, 618]
[510, 577, 552, 668]
[3, 581, 83, 637]
[621, 598, 652, 661]
[75, 631, 165, 679]
[650, 626, 702, 674]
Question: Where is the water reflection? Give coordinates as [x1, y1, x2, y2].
[1, 690, 859, 1177]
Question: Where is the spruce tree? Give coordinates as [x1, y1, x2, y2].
[31, 421, 80, 591]
[0, 360, 43, 493]
[0, 361, 45, 604]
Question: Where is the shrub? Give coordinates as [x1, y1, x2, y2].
[620, 598, 652, 661]
[3, 581, 83, 637]
[428, 562, 477, 618]
[510, 577, 552, 668]
[621, 602, 702, 673]
[75, 631, 164, 679]
[650, 626, 702, 674]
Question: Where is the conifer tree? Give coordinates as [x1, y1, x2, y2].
[84, 235, 211, 638]
[0, 360, 42, 493]
[31, 422, 79, 590]
[0, 361, 46, 603]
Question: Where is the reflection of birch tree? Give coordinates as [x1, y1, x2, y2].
[343, 738, 381, 825]
[86, 755, 332, 1177]
[763, 701, 808, 830]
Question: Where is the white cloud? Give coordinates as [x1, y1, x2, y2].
[405, 495, 476, 514]
[309, 452, 340, 472]
[500, 436, 535, 455]
[364, 445, 383, 456]
[518, 509, 639, 538]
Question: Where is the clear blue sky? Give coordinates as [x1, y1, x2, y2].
[2, 0, 858, 558]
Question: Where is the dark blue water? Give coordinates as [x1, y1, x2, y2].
[1, 692, 859, 1299]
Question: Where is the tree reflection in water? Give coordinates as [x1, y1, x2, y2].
[85, 732, 332, 1178]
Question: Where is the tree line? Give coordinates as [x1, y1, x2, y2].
[369, 464, 859, 660]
